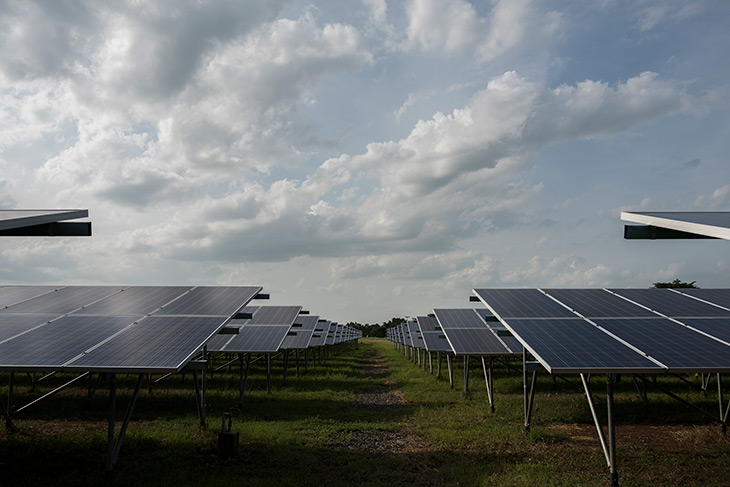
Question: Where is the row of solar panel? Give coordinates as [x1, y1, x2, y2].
[473, 288, 730, 373]
[0, 286, 361, 373]
[386, 308, 522, 356]
[206, 306, 361, 353]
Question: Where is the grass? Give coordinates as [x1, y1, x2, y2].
[0, 338, 729, 486]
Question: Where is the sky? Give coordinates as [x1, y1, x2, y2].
[1, 0, 729, 324]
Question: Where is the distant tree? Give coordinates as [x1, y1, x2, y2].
[349, 317, 406, 337]
[652, 279, 698, 288]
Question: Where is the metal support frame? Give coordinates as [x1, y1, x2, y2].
[238, 353, 252, 407]
[447, 354, 454, 389]
[283, 350, 289, 385]
[464, 356, 470, 392]
[266, 354, 272, 393]
[580, 374, 618, 487]
[105, 373, 144, 475]
[482, 356, 494, 413]
[523, 349, 537, 434]
[428, 352, 433, 374]
[635, 374, 728, 430]
[437, 351, 441, 378]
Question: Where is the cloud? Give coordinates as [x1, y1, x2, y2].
[695, 185, 730, 209]
[7, 8, 373, 210]
[501, 255, 617, 287]
[404, 0, 479, 53]
[402, 0, 562, 63]
[116, 70, 699, 267]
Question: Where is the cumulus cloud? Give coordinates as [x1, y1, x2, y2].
[502, 255, 617, 287]
[402, 0, 561, 63]
[119, 70, 698, 267]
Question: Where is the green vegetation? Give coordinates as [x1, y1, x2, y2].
[1, 339, 728, 486]
[652, 279, 699, 288]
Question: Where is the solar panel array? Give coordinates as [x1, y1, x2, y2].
[415, 315, 452, 352]
[473, 288, 730, 373]
[433, 309, 519, 356]
[0, 285, 262, 372]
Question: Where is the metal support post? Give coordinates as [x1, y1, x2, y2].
[238, 353, 252, 406]
[482, 356, 494, 413]
[283, 350, 289, 385]
[523, 349, 537, 434]
[607, 375, 618, 487]
[464, 356, 470, 392]
[304, 349, 309, 373]
[266, 354, 272, 393]
[429, 351, 433, 374]
[437, 351, 441, 378]
[105, 374, 143, 475]
[447, 354, 454, 389]
[581, 374, 611, 468]
[295, 350, 300, 377]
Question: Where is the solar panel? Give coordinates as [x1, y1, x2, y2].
[676, 289, 730, 310]
[543, 289, 656, 318]
[502, 318, 660, 373]
[420, 332, 453, 352]
[68, 316, 225, 371]
[218, 325, 289, 353]
[433, 309, 515, 355]
[156, 286, 263, 316]
[280, 315, 319, 349]
[678, 318, 730, 344]
[416, 315, 440, 332]
[308, 320, 330, 347]
[0, 285, 263, 372]
[433, 308, 489, 328]
[473, 289, 576, 318]
[75, 286, 189, 316]
[592, 318, 730, 371]
[0, 286, 58, 308]
[0, 314, 64, 342]
[0, 209, 88, 231]
[247, 306, 302, 325]
[610, 289, 730, 317]
[621, 211, 730, 240]
[0, 315, 139, 368]
[0, 286, 125, 315]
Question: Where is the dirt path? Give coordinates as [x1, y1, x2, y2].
[335, 350, 427, 456]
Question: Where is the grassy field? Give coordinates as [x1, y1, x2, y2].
[1, 338, 729, 486]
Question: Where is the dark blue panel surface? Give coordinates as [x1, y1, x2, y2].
[248, 306, 301, 325]
[544, 289, 656, 318]
[421, 332, 453, 352]
[474, 289, 576, 318]
[434, 309, 487, 328]
[445, 328, 516, 355]
[0, 286, 57, 308]
[679, 318, 730, 344]
[76, 286, 190, 315]
[678, 289, 730, 310]
[0, 286, 125, 314]
[280, 315, 318, 349]
[611, 289, 730, 317]
[416, 316, 440, 332]
[156, 286, 262, 316]
[0, 315, 139, 367]
[68, 316, 224, 371]
[594, 318, 730, 369]
[503, 318, 659, 372]
[222, 325, 289, 352]
[0, 314, 63, 343]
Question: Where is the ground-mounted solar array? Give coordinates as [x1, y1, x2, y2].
[0, 285, 263, 373]
[473, 288, 730, 374]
